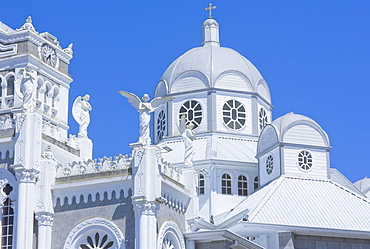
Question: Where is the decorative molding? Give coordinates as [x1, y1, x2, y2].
[133, 200, 159, 216]
[56, 154, 132, 178]
[42, 120, 61, 141]
[35, 211, 54, 226]
[63, 43, 73, 56]
[14, 167, 39, 183]
[64, 218, 125, 249]
[16, 16, 37, 33]
[161, 192, 186, 213]
[41, 145, 56, 161]
[0, 169, 17, 203]
[54, 188, 131, 208]
[15, 114, 26, 132]
[0, 44, 17, 58]
[157, 220, 186, 249]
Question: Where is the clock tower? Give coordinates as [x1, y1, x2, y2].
[0, 17, 85, 248]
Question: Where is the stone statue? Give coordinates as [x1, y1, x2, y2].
[72, 94, 92, 138]
[15, 67, 37, 110]
[179, 115, 196, 167]
[118, 91, 174, 146]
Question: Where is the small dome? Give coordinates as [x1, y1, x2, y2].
[155, 18, 270, 102]
[272, 112, 330, 146]
[258, 112, 330, 155]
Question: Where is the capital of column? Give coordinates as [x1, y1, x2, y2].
[35, 211, 54, 227]
[133, 198, 159, 216]
[12, 166, 39, 183]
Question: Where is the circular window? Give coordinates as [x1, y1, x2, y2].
[266, 155, 273, 175]
[222, 100, 246, 130]
[179, 100, 202, 129]
[157, 110, 166, 141]
[298, 151, 313, 170]
[80, 233, 114, 249]
[259, 108, 268, 130]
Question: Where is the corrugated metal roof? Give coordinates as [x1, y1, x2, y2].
[220, 176, 370, 232]
[160, 136, 258, 164]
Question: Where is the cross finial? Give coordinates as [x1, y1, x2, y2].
[205, 3, 216, 19]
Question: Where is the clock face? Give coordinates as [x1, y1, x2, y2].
[42, 44, 56, 66]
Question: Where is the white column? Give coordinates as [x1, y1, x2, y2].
[13, 167, 39, 249]
[35, 211, 53, 249]
[186, 239, 195, 249]
[133, 200, 159, 249]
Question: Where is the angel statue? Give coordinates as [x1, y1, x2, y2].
[15, 66, 37, 110]
[72, 94, 92, 138]
[179, 115, 196, 167]
[118, 91, 174, 146]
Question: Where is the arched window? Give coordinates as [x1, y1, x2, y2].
[1, 183, 14, 249]
[254, 176, 259, 191]
[6, 77, 14, 96]
[238, 175, 248, 196]
[198, 174, 205, 195]
[221, 174, 231, 195]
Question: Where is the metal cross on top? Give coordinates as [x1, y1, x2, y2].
[205, 3, 216, 19]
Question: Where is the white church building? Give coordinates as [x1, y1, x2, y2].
[0, 8, 369, 249]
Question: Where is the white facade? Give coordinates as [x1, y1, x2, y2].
[0, 15, 368, 249]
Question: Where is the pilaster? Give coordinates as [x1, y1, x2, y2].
[133, 199, 159, 249]
[35, 211, 54, 249]
[182, 168, 199, 221]
[131, 144, 162, 249]
[35, 146, 57, 249]
[12, 166, 39, 249]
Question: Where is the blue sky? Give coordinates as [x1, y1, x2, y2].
[2, 1, 369, 182]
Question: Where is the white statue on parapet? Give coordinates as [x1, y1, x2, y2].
[118, 91, 174, 146]
[179, 115, 196, 167]
[15, 66, 37, 111]
[72, 94, 92, 138]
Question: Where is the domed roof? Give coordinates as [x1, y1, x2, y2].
[272, 112, 330, 146]
[155, 18, 270, 102]
[257, 112, 330, 155]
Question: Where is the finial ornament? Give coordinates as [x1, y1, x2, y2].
[16, 16, 37, 32]
[205, 3, 216, 19]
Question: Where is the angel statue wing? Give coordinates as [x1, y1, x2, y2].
[118, 91, 141, 111]
[14, 69, 25, 99]
[150, 96, 175, 111]
[72, 96, 82, 125]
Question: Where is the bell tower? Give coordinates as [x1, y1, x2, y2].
[0, 17, 82, 248]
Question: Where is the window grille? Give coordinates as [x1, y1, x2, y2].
[1, 184, 14, 249]
[254, 176, 259, 191]
[222, 174, 232, 195]
[238, 175, 248, 196]
[198, 174, 205, 195]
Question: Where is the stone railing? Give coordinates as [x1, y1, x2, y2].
[56, 154, 132, 178]
[161, 159, 182, 183]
